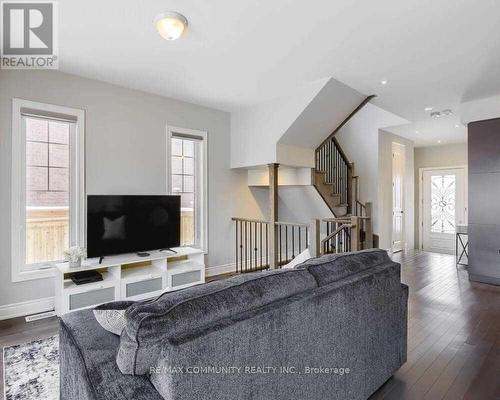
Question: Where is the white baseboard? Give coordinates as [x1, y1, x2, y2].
[0, 297, 54, 321]
[206, 263, 236, 277]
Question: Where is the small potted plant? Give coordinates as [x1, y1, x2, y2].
[64, 246, 87, 268]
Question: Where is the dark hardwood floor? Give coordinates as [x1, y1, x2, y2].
[370, 251, 500, 400]
[1, 250, 499, 399]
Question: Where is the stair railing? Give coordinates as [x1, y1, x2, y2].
[232, 218, 309, 273]
[321, 220, 353, 255]
[275, 221, 309, 266]
[315, 137, 351, 208]
[314, 95, 375, 215]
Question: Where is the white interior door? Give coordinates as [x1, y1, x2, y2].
[392, 143, 405, 253]
[422, 168, 467, 254]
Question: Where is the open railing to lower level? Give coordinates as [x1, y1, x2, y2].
[232, 218, 309, 273]
[233, 202, 372, 273]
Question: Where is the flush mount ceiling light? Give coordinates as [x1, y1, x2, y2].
[154, 11, 188, 40]
[424, 107, 433, 111]
[380, 79, 388, 85]
[430, 108, 453, 119]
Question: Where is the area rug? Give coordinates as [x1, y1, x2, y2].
[3, 335, 59, 400]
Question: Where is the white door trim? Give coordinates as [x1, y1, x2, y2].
[392, 142, 405, 253]
[418, 165, 467, 251]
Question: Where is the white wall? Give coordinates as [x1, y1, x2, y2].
[461, 94, 500, 124]
[0, 69, 261, 310]
[414, 143, 468, 248]
[230, 78, 327, 168]
[378, 131, 415, 251]
[335, 103, 408, 244]
[231, 77, 366, 169]
[248, 167, 312, 186]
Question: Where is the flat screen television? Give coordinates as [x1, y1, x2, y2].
[86, 195, 181, 258]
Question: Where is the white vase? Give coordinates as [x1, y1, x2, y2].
[69, 258, 81, 268]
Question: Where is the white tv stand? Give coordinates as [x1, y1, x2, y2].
[54, 247, 205, 316]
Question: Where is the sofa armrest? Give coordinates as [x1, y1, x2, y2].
[59, 318, 98, 400]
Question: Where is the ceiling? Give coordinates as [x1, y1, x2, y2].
[58, 0, 500, 146]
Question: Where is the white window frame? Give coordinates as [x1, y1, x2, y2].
[11, 98, 85, 282]
[166, 125, 208, 253]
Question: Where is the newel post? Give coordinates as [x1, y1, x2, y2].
[309, 219, 321, 257]
[268, 163, 279, 269]
[365, 202, 374, 249]
[350, 215, 361, 251]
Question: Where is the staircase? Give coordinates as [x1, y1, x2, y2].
[232, 95, 377, 272]
[313, 95, 376, 218]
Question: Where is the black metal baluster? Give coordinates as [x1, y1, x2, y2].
[266, 224, 269, 268]
[298, 227, 302, 253]
[305, 227, 309, 251]
[235, 220, 239, 273]
[285, 226, 288, 263]
[254, 222, 257, 270]
[244, 221, 247, 272]
[249, 222, 252, 270]
[279, 225, 282, 266]
[259, 223, 262, 270]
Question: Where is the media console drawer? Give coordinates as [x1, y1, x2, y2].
[171, 269, 202, 288]
[167, 260, 205, 291]
[69, 286, 115, 311]
[123, 276, 164, 300]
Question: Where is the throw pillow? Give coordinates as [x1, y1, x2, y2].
[93, 300, 135, 335]
[282, 248, 311, 269]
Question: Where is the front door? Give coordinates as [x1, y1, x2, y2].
[392, 143, 405, 253]
[422, 168, 467, 254]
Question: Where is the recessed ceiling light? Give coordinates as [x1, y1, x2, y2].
[437, 140, 442, 144]
[455, 124, 460, 128]
[424, 107, 433, 111]
[380, 79, 388, 85]
[154, 11, 188, 41]
[415, 130, 419, 134]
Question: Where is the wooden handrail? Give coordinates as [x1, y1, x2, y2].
[322, 217, 352, 223]
[316, 95, 376, 151]
[274, 221, 309, 228]
[231, 217, 270, 224]
[231, 218, 308, 228]
[321, 224, 353, 246]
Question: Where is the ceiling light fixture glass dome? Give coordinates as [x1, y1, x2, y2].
[154, 12, 188, 41]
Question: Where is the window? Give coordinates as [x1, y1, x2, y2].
[12, 99, 85, 281]
[168, 127, 207, 250]
[431, 174, 456, 234]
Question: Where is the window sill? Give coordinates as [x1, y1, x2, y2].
[12, 267, 55, 282]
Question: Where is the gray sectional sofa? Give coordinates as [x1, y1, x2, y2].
[59, 249, 408, 400]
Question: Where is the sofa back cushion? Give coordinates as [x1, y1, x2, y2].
[117, 268, 317, 375]
[297, 249, 392, 286]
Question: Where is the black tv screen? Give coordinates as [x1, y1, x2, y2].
[86, 195, 181, 258]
